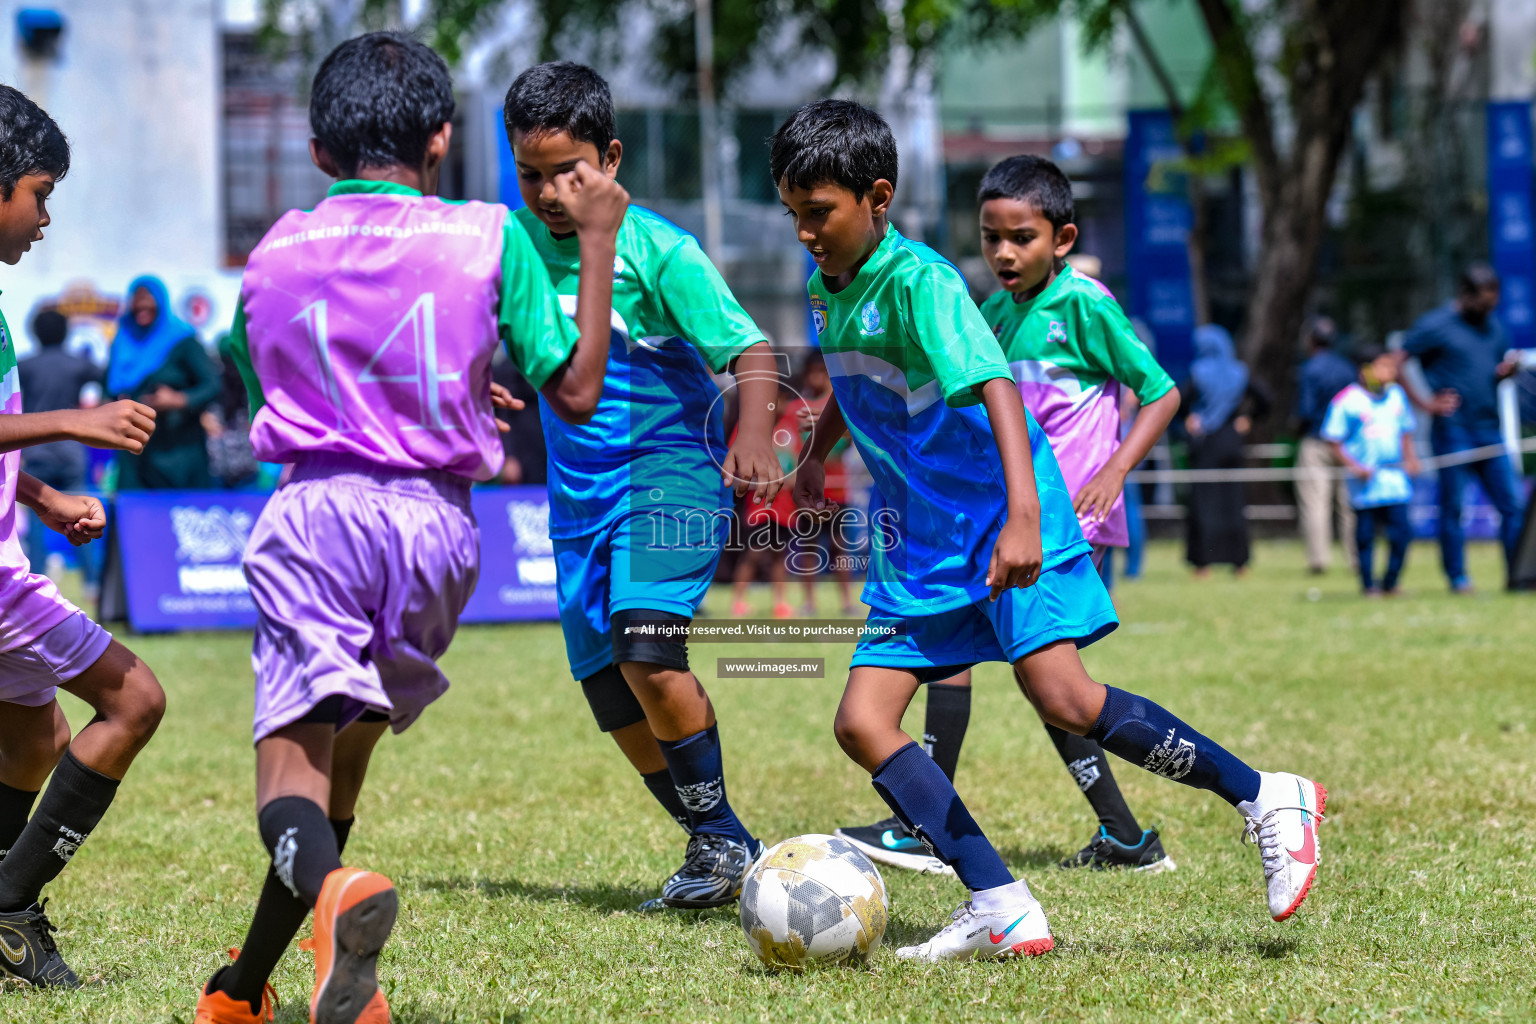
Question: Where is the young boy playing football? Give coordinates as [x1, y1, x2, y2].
[193, 35, 626, 1024]
[0, 84, 167, 990]
[836, 155, 1181, 874]
[776, 99, 1325, 961]
[503, 62, 782, 908]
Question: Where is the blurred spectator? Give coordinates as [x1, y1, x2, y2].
[1180, 324, 1271, 576]
[1293, 316, 1358, 575]
[1401, 262, 1525, 592]
[203, 333, 262, 489]
[17, 308, 101, 574]
[1321, 344, 1420, 596]
[107, 275, 219, 489]
[100, 275, 220, 622]
[729, 379, 797, 618]
[491, 354, 546, 486]
[786, 354, 857, 616]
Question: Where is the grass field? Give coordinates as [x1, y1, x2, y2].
[6, 539, 1535, 1023]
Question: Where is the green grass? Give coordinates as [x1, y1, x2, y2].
[9, 539, 1536, 1022]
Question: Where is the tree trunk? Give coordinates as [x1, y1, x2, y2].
[1242, 127, 1349, 427]
[1191, 0, 1407, 433]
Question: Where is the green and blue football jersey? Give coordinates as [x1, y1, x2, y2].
[809, 227, 1090, 614]
[514, 205, 766, 538]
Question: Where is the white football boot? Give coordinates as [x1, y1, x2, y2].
[1240, 771, 1328, 921]
[895, 895, 1053, 962]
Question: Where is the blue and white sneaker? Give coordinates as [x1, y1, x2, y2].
[835, 816, 954, 877]
[1059, 827, 1177, 872]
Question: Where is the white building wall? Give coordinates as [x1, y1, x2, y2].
[1489, 0, 1536, 101]
[0, 0, 236, 355]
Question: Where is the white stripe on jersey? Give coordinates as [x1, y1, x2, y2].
[0, 365, 19, 409]
[822, 349, 942, 415]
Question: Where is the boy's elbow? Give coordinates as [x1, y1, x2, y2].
[549, 383, 600, 425]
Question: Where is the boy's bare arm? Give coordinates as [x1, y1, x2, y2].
[0, 400, 156, 456]
[539, 162, 629, 424]
[16, 472, 106, 545]
[1075, 386, 1180, 524]
[1330, 440, 1371, 479]
[792, 389, 849, 514]
[722, 341, 784, 504]
[980, 376, 1043, 597]
[1402, 432, 1421, 476]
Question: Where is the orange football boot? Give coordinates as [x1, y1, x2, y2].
[310, 867, 397, 1024]
[194, 949, 277, 1023]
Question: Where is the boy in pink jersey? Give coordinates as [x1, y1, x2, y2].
[193, 35, 626, 1024]
[0, 86, 167, 989]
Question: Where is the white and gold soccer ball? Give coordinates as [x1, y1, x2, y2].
[739, 833, 888, 969]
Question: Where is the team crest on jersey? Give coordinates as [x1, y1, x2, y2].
[613, 255, 627, 280]
[859, 301, 884, 336]
[1047, 320, 1068, 343]
[810, 295, 828, 336]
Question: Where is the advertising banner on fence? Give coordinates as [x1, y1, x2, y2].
[117, 486, 559, 632]
[1124, 109, 1196, 383]
[1486, 100, 1535, 350]
[461, 487, 559, 623]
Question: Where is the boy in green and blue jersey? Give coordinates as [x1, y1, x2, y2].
[775, 100, 1325, 960]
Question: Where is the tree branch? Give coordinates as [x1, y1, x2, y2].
[1191, 0, 1280, 207]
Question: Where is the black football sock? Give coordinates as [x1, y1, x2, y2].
[257, 796, 340, 908]
[216, 816, 356, 1011]
[0, 752, 118, 911]
[0, 782, 39, 864]
[923, 682, 972, 782]
[641, 769, 691, 832]
[1043, 723, 1144, 845]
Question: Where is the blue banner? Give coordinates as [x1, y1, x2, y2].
[461, 488, 560, 623]
[1487, 101, 1536, 349]
[1124, 110, 1195, 381]
[117, 487, 559, 632]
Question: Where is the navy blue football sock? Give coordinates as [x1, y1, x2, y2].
[641, 769, 692, 832]
[1088, 686, 1261, 806]
[870, 742, 1013, 891]
[656, 725, 753, 846]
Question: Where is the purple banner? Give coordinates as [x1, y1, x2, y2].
[117, 486, 559, 632]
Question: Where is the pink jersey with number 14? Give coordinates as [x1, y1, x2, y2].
[241, 189, 527, 481]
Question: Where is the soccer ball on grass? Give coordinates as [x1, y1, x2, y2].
[738, 833, 888, 969]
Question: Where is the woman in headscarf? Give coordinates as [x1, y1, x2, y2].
[106, 275, 219, 489]
[98, 276, 220, 621]
[1179, 324, 1271, 575]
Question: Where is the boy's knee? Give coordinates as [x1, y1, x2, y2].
[121, 671, 167, 742]
[831, 708, 867, 759]
[1016, 676, 1095, 735]
[49, 711, 71, 762]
